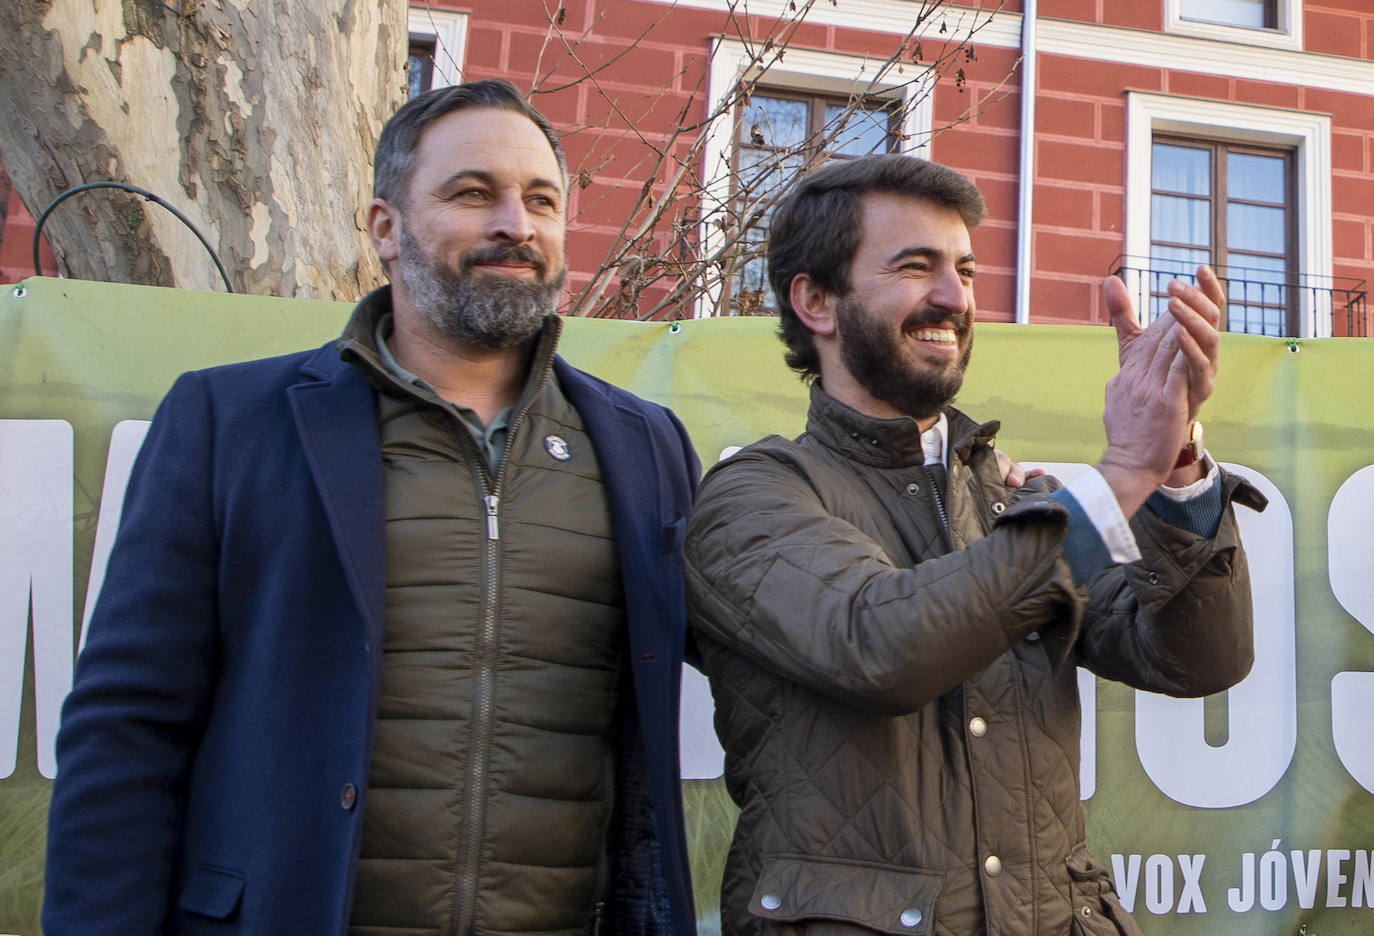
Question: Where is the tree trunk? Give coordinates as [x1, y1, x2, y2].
[0, 0, 407, 298]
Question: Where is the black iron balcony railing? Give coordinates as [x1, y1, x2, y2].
[1109, 255, 1369, 338]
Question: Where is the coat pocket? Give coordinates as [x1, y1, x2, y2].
[177, 864, 246, 920]
[748, 854, 942, 936]
[1066, 844, 1143, 936]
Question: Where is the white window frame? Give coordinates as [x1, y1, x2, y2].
[1124, 92, 1331, 337]
[695, 38, 933, 318]
[408, 8, 467, 90]
[1163, 0, 1303, 52]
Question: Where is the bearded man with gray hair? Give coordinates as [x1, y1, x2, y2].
[43, 80, 698, 936]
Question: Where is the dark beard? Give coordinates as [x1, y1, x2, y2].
[835, 296, 972, 420]
[397, 225, 566, 349]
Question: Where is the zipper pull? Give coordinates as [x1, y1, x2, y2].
[484, 494, 500, 540]
[592, 900, 606, 936]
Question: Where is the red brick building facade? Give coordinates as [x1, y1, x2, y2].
[6, 0, 1373, 335]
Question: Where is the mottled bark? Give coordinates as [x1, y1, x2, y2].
[0, 0, 406, 297]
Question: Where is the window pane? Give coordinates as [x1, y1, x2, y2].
[1180, 0, 1269, 29]
[1150, 245, 1212, 272]
[738, 228, 770, 292]
[1228, 152, 1285, 202]
[1146, 248, 1210, 322]
[823, 104, 891, 157]
[408, 42, 435, 98]
[1228, 277, 1286, 305]
[1228, 303, 1284, 336]
[737, 149, 805, 204]
[1153, 144, 1210, 195]
[1227, 253, 1286, 281]
[1152, 195, 1211, 246]
[1225, 255, 1287, 336]
[1227, 203, 1285, 253]
[740, 96, 809, 150]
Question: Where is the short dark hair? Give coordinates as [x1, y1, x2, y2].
[767, 154, 986, 379]
[372, 78, 567, 208]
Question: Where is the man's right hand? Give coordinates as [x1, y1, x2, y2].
[1095, 268, 1222, 518]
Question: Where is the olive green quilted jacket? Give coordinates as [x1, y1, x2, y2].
[686, 385, 1263, 936]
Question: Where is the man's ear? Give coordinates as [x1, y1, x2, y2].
[790, 273, 837, 337]
[366, 198, 400, 264]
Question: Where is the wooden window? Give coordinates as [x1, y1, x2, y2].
[407, 9, 465, 91]
[728, 89, 897, 315]
[407, 37, 437, 98]
[1150, 137, 1297, 336]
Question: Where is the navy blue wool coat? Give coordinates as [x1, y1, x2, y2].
[43, 340, 699, 936]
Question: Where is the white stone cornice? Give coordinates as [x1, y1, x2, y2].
[1037, 19, 1374, 98]
[646, 1, 1374, 97]
[648, 1, 1020, 47]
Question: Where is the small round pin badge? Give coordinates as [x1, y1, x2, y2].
[544, 435, 571, 461]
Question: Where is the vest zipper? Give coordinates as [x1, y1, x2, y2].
[450, 374, 548, 936]
[484, 494, 499, 540]
[452, 485, 500, 936]
[591, 742, 616, 932]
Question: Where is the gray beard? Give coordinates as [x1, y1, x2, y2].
[397, 226, 566, 350]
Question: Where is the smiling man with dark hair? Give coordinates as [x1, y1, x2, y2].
[686, 153, 1265, 936]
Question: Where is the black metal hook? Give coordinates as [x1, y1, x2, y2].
[32, 181, 234, 293]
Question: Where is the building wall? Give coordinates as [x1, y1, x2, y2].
[0, 166, 56, 285]
[456, 0, 1027, 318]
[5, 1, 1373, 333]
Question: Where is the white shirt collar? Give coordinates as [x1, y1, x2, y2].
[922, 412, 948, 467]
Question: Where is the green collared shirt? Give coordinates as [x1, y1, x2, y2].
[371, 316, 512, 472]
[336, 286, 562, 475]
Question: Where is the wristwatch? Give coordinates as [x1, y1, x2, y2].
[1174, 420, 1204, 468]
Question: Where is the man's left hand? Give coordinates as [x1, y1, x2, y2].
[1163, 266, 1223, 485]
[997, 449, 1045, 489]
[1166, 265, 1224, 419]
[1112, 265, 1223, 420]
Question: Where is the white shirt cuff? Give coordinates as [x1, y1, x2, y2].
[1064, 467, 1142, 564]
[1155, 453, 1219, 502]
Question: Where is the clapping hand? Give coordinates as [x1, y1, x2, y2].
[1096, 265, 1224, 516]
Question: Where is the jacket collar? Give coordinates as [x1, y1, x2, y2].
[804, 381, 1000, 468]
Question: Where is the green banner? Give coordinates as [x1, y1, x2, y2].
[2, 277, 1372, 934]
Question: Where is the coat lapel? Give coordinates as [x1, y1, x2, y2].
[555, 358, 663, 560]
[287, 344, 387, 649]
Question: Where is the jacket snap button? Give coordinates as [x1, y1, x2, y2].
[968, 716, 987, 737]
[1081, 906, 1092, 917]
[984, 855, 1002, 876]
[1146, 571, 1160, 585]
[340, 782, 357, 810]
[906, 482, 920, 495]
[992, 502, 1005, 514]
[900, 908, 923, 927]
[760, 893, 782, 911]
